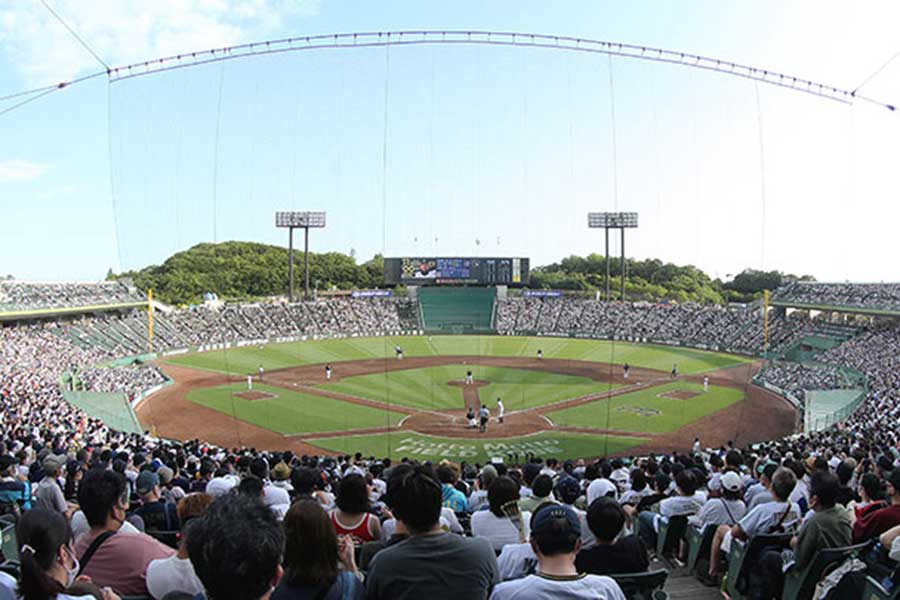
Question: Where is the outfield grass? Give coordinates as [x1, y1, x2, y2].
[307, 430, 647, 463]
[166, 335, 749, 376]
[186, 383, 405, 435]
[320, 364, 619, 412]
[545, 381, 744, 434]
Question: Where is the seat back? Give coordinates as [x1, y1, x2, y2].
[0, 517, 15, 563]
[725, 533, 792, 599]
[610, 568, 669, 600]
[782, 541, 870, 600]
[862, 574, 900, 600]
[686, 524, 716, 574]
[656, 515, 688, 559]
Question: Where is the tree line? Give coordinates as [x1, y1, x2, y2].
[110, 241, 812, 306]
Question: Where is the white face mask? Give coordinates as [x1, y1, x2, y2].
[63, 547, 79, 587]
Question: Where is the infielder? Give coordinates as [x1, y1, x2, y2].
[325, 364, 332, 380]
[623, 363, 630, 379]
[496, 398, 505, 424]
[703, 375, 709, 392]
[247, 374, 253, 391]
[537, 349, 543, 360]
[395, 345, 403, 360]
[258, 365, 264, 381]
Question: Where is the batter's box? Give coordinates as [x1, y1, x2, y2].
[234, 390, 279, 401]
[657, 390, 701, 400]
[615, 405, 661, 417]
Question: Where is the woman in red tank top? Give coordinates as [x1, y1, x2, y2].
[330, 474, 380, 544]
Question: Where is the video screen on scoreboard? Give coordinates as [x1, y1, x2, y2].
[383, 257, 530, 286]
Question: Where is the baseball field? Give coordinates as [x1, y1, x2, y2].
[137, 335, 797, 462]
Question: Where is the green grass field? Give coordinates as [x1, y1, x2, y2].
[170, 336, 752, 460]
[167, 335, 749, 375]
[186, 383, 405, 435]
[545, 381, 744, 433]
[307, 430, 647, 463]
[321, 364, 620, 412]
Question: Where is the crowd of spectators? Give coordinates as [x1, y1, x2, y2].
[495, 297, 819, 356]
[3, 283, 900, 597]
[774, 282, 900, 312]
[756, 362, 844, 401]
[0, 282, 143, 312]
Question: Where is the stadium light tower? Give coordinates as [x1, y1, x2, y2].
[275, 211, 326, 302]
[587, 212, 638, 301]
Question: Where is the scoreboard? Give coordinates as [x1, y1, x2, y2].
[384, 257, 530, 286]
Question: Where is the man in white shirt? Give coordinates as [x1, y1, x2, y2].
[490, 504, 626, 600]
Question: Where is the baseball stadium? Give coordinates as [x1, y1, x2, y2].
[3, 6, 900, 600]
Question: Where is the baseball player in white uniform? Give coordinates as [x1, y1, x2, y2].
[247, 374, 253, 390]
[496, 398, 505, 424]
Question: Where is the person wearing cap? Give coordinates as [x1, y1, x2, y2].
[133, 471, 180, 534]
[35, 454, 70, 515]
[270, 462, 294, 494]
[745, 462, 777, 508]
[555, 476, 595, 550]
[468, 465, 497, 513]
[490, 504, 626, 600]
[853, 469, 900, 543]
[575, 498, 649, 577]
[0, 453, 31, 511]
[689, 471, 747, 529]
[156, 466, 185, 505]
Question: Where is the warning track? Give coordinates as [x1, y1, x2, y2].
[137, 355, 795, 458]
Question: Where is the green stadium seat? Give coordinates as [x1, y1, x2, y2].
[610, 568, 669, 600]
[685, 523, 716, 575]
[782, 541, 869, 600]
[863, 574, 900, 600]
[725, 533, 792, 600]
[655, 515, 688, 565]
[0, 517, 16, 564]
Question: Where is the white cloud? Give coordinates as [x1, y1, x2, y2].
[0, 0, 320, 86]
[0, 160, 47, 182]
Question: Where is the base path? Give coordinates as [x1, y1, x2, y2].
[140, 354, 796, 458]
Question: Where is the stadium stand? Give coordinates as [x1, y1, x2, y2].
[419, 287, 496, 333]
[773, 281, 900, 312]
[3, 281, 900, 599]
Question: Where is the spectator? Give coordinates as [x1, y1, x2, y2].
[187, 495, 285, 600]
[490, 504, 626, 599]
[73, 469, 174, 596]
[575, 498, 649, 576]
[0, 454, 30, 511]
[519, 475, 554, 514]
[273, 500, 364, 600]
[16, 508, 118, 600]
[633, 469, 704, 549]
[471, 476, 531, 552]
[689, 471, 746, 529]
[132, 471, 180, 534]
[853, 469, 900, 543]
[331, 474, 379, 544]
[366, 465, 499, 599]
[745, 463, 778, 510]
[437, 464, 467, 513]
[146, 493, 213, 600]
[760, 471, 852, 599]
[468, 465, 497, 513]
[34, 454, 68, 515]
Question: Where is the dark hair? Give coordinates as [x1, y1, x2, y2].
[385, 465, 441, 534]
[238, 475, 264, 498]
[722, 487, 743, 502]
[78, 468, 127, 528]
[809, 471, 839, 509]
[860, 472, 883, 501]
[675, 469, 698, 496]
[291, 467, 319, 496]
[835, 461, 854, 486]
[17, 509, 70, 600]
[436, 465, 456, 485]
[335, 474, 369, 515]
[761, 463, 778, 482]
[187, 495, 284, 600]
[654, 472, 671, 494]
[531, 506, 580, 556]
[488, 476, 520, 517]
[630, 469, 647, 492]
[532, 474, 553, 498]
[586, 497, 626, 543]
[283, 500, 339, 587]
[725, 450, 743, 468]
[249, 458, 269, 480]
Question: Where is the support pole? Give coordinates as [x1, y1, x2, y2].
[304, 226, 311, 301]
[288, 227, 295, 302]
[147, 289, 154, 353]
[605, 228, 610, 301]
[620, 227, 626, 302]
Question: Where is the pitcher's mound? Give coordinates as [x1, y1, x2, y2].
[235, 390, 278, 401]
[659, 390, 700, 400]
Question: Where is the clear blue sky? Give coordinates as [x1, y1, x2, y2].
[2, 1, 899, 282]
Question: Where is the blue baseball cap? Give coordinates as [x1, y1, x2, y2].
[531, 504, 581, 536]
